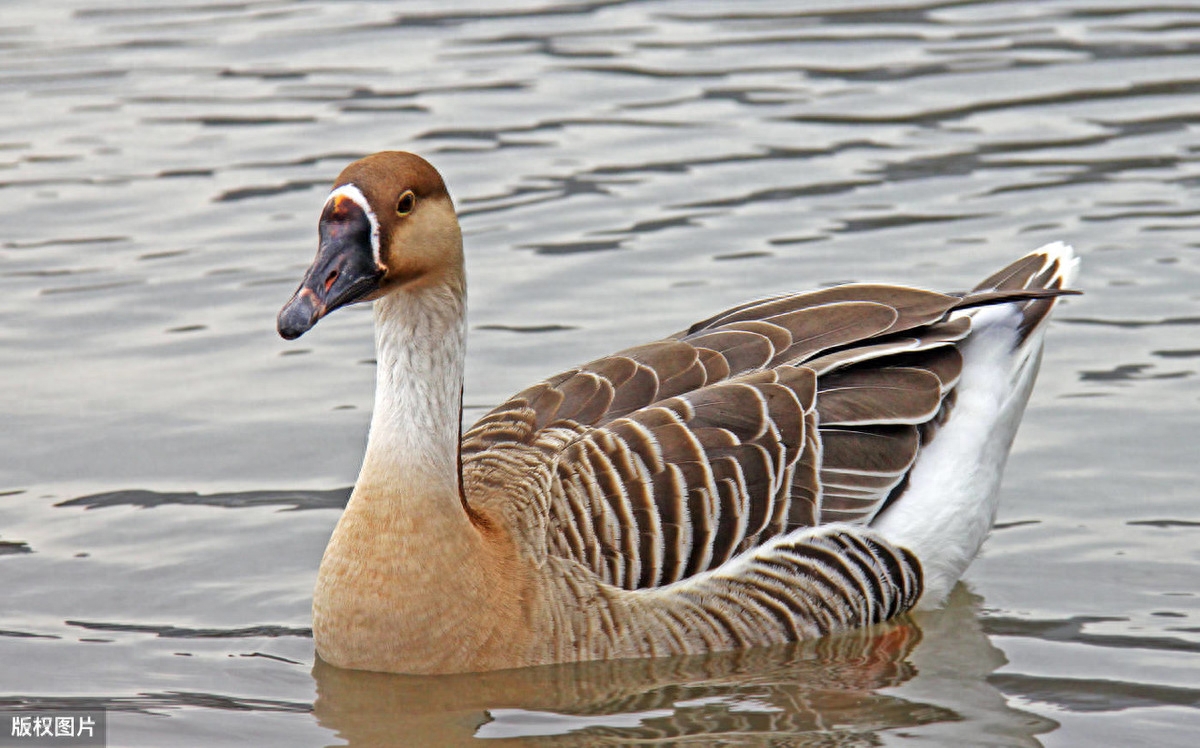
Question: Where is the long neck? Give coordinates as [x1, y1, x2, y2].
[357, 278, 467, 512]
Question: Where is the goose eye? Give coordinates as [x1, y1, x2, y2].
[396, 191, 415, 216]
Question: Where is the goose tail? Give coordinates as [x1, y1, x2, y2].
[870, 242, 1079, 608]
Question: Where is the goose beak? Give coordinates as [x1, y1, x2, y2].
[278, 197, 383, 340]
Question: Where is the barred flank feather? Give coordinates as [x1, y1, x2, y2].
[636, 527, 923, 649]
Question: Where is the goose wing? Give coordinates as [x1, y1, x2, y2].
[462, 259, 1071, 592]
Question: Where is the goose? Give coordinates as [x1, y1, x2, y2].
[277, 151, 1079, 675]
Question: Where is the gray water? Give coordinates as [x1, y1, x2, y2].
[1, 1, 1198, 745]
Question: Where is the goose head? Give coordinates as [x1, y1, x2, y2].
[277, 151, 462, 340]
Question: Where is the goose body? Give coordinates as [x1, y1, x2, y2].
[277, 152, 1079, 675]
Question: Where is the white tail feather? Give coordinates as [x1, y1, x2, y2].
[871, 243, 1077, 607]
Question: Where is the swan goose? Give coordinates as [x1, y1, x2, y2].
[277, 151, 1079, 675]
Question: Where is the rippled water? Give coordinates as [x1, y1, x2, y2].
[2, 1, 1198, 746]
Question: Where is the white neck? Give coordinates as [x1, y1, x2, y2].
[359, 283, 467, 501]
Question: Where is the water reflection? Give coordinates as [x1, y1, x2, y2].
[312, 587, 1056, 746]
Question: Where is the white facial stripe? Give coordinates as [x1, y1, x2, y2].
[326, 183, 383, 269]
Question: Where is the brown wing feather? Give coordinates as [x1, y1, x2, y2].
[549, 367, 817, 589]
[816, 367, 943, 426]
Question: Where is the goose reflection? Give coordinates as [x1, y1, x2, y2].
[311, 587, 1057, 746]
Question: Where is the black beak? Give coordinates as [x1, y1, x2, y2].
[278, 196, 383, 340]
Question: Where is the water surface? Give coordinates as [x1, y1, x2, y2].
[1, 1, 1198, 745]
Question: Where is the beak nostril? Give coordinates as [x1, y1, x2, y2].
[325, 269, 339, 292]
